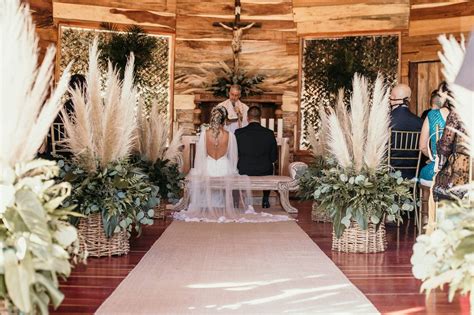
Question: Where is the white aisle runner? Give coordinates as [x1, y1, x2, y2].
[96, 221, 379, 314]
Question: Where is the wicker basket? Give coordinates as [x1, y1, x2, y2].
[311, 201, 332, 223]
[78, 213, 130, 257]
[332, 219, 387, 253]
[154, 201, 167, 219]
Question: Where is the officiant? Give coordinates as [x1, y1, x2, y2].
[217, 85, 249, 133]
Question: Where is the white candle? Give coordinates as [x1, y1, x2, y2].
[269, 118, 275, 131]
[260, 118, 266, 127]
[277, 118, 283, 138]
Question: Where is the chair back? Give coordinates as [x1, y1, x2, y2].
[388, 129, 421, 176]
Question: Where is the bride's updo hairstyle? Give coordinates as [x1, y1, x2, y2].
[209, 106, 227, 140]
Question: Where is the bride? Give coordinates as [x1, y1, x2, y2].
[174, 107, 291, 223]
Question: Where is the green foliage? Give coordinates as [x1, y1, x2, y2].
[0, 159, 82, 314]
[58, 159, 158, 238]
[310, 162, 413, 238]
[412, 194, 474, 303]
[60, 26, 170, 113]
[131, 156, 184, 204]
[300, 35, 398, 147]
[298, 156, 330, 200]
[99, 24, 158, 82]
[210, 69, 265, 98]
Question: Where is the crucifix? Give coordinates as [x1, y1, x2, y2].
[213, 0, 261, 72]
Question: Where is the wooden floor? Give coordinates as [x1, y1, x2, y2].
[52, 201, 469, 314]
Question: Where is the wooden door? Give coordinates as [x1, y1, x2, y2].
[409, 61, 442, 116]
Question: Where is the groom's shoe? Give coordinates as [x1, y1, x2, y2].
[262, 200, 270, 208]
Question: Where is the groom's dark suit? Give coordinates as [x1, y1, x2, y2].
[235, 122, 277, 206]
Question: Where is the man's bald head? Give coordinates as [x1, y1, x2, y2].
[390, 84, 411, 107]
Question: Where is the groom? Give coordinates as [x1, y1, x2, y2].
[235, 106, 277, 208]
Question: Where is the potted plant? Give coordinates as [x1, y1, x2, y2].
[59, 39, 158, 257]
[298, 93, 337, 222]
[310, 74, 413, 253]
[0, 0, 82, 313]
[133, 99, 185, 218]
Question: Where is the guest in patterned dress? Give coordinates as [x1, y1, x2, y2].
[433, 110, 470, 200]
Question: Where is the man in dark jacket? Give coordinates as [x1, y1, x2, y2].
[235, 106, 277, 208]
[389, 83, 423, 179]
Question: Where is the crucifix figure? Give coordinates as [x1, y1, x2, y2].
[213, 0, 261, 72]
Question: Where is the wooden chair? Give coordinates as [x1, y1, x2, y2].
[388, 129, 421, 229]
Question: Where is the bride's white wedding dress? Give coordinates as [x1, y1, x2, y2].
[174, 127, 292, 223]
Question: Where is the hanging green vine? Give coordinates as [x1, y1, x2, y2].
[300, 35, 399, 148]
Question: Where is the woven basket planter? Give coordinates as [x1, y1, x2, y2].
[332, 219, 387, 253]
[311, 201, 332, 223]
[154, 200, 167, 219]
[78, 213, 130, 257]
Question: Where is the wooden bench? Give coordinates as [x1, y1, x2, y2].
[173, 162, 308, 214]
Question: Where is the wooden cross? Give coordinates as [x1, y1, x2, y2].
[213, 0, 261, 72]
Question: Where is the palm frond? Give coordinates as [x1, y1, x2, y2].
[364, 74, 391, 170]
[0, 0, 71, 166]
[327, 108, 352, 168]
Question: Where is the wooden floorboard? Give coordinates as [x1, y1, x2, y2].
[51, 201, 469, 314]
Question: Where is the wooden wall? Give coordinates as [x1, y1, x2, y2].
[174, 0, 299, 114]
[401, 0, 473, 84]
[27, 0, 474, 118]
[25, 0, 57, 61]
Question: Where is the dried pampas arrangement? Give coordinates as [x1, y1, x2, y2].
[438, 34, 473, 156]
[326, 73, 391, 171]
[0, 0, 71, 166]
[61, 38, 138, 173]
[136, 99, 184, 165]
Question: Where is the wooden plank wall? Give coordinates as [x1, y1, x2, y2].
[27, 0, 474, 109]
[174, 0, 299, 113]
[25, 0, 57, 62]
[401, 0, 473, 84]
[292, 0, 410, 35]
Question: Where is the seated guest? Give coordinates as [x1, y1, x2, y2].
[235, 106, 277, 208]
[389, 84, 423, 179]
[419, 85, 450, 181]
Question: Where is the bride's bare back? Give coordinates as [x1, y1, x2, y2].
[206, 128, 229, 160]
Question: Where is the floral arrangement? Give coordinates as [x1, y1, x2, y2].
[0, 0, 81, 312]
[210, 68, 265, 98]
[412, 197, 474, 308]
[306, 74, 413, 237]
[59, 159, 158, 237]
[313, 166, 413, 237]
[411, 34, 473, 311]
[1, 160, 82, 313]
[134, 99, 185, 204]
[60, 38, 157, 237]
